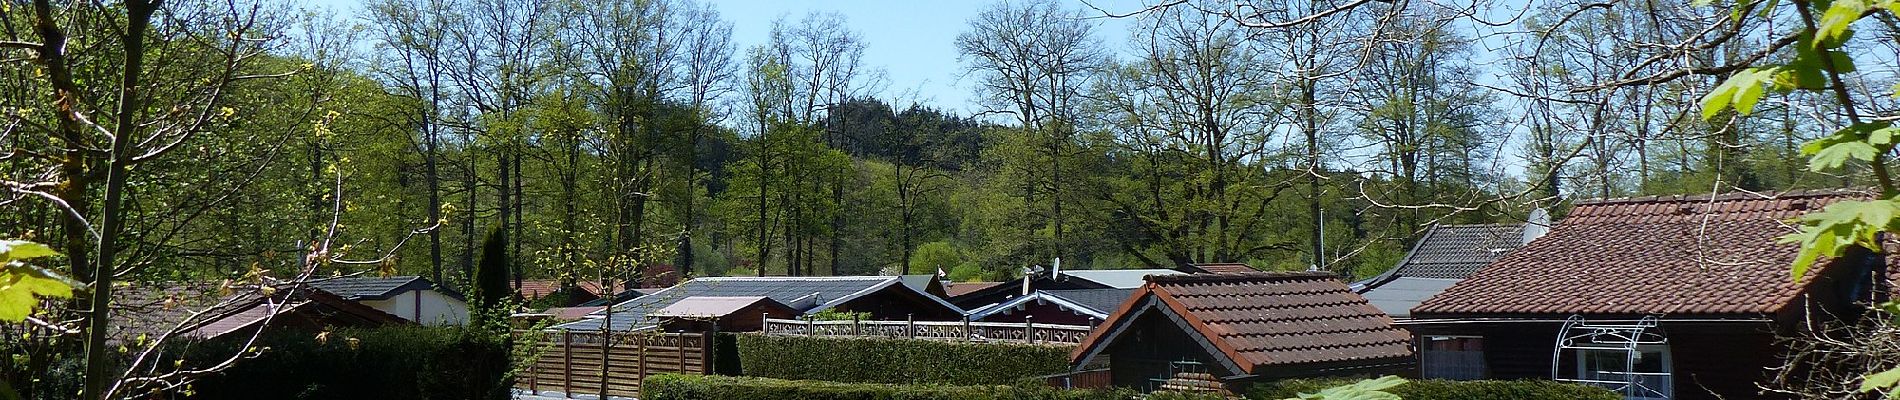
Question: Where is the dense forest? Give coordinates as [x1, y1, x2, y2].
[0, 0, 1877, 295]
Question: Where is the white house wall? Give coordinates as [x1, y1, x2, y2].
[360, 290, 468, 326]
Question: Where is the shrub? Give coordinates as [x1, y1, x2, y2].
[734, 334, 1072, 385]
[1248, 378, 1621, 400]
[182, 325, 511, 400]
[641, 374, 1135, 400]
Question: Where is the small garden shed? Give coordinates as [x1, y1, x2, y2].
[1070, 271, 1413, 393]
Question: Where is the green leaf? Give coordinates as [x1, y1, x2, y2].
[1701, 68, 1775, 119]
[0, 240, 58, 262]
[0, 263, 75, 322]
[1861, 367, 1900, 393]
[1809, 141, 1878, 171]
[1289, 376, 1408, 400]
[1817, 0, 1868, 48]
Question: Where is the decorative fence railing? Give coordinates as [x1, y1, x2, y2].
[760, 317, 1096, 344]
[513, 330, 712, 398]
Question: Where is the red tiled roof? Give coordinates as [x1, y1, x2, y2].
[515, 279, 613, 299]
[1414, 189, 1874, 317]
[1072, 272, 1413, 374]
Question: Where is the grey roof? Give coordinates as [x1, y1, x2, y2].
[1356, 223, 1527, 317]
[967, 288, 1136, 321]
[1359, 277, 1460, 318]
[1060, 269, 1184, 289]
[551, 276, 964, 332]
[308, 276, 440, 300]
[899, 275, 944, 295]
[1044, 289, 1135, 315]
[1389, 223, 1525, 279]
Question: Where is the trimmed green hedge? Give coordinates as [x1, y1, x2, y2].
[182, 326, 512, 400]
[1248, 378, 1621, 400]
[734, 334, 1072, 384]
[642, 374, 1135, 400]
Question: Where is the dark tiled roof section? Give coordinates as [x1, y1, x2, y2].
[1414, 189, 1873, 316]
[112, 282, 258, 342]
[1147, 272, 1413, 371]
[308, 276, 426, 300]
[1393, 224, 1526, 279]
[1187, 263, 1258, 274]
[1044, 288, 1136, 314]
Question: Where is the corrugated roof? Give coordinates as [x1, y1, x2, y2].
[1414, 189, 1874, 317]
[1062, 269, 1185, 289]
[1072, 272, 1413, 375]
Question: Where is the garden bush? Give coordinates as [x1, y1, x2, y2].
[641, 373, 1135, 400]
[734, 334, 1072, 384]
[1248, 378, 1621, 400]
[180, 325, 512, 400]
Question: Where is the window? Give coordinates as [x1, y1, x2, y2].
[1574, 345, 1672, 400]
[1420, 336, 1486, 380]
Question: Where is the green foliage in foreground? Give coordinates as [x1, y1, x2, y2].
[183, 326, 511, 400]
[641, 374, 1136, 400]
[1248, 378, 1621, 400]
[0, 240, 74, 322]
[733, 334, 1072, 385]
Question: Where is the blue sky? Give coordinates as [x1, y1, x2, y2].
[715, 0, 1140, 115]
[302, 0, 1142, 117]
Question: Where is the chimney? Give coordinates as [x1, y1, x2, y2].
[1522, 208, 1552, 244]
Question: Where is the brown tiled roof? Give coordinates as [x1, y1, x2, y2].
[1414, 189, 1874, 317]
[1072, 272, 1413, 375]
[515, 279, 613, 299]
[946, 282, 1002, 297]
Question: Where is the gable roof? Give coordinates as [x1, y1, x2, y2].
[308, 276, 458, 301]
[900, 275, 949, 297]
[1061, 269, 1185, 289]
[1414, 189, 1873, 317]
[1071, 272, 1412, 376]
[113, 283, 409, 342]
[968, 288, 1135, 321]
[551, 276, 965, 331]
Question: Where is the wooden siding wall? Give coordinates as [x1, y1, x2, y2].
[515, 330, 712, 398]
[1106, 311, 1235, 391]
[1413, 321, 1789, 400]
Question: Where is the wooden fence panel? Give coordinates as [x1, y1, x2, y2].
[513, 330, 712, 398]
